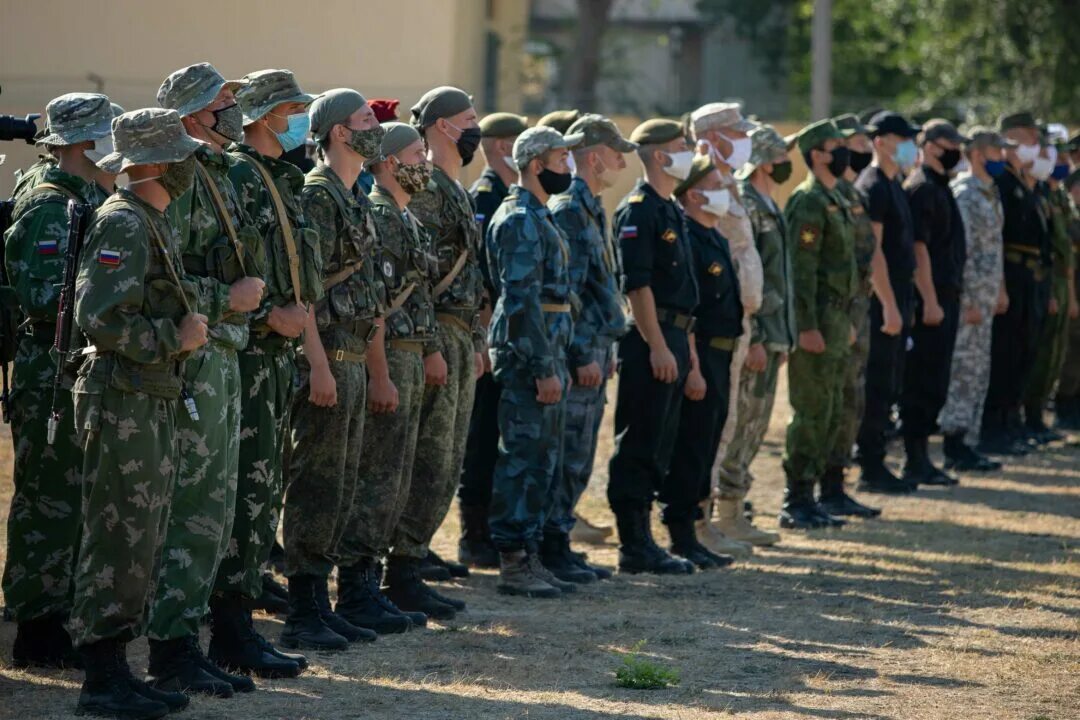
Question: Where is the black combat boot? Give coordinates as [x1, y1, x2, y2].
[383, 556, 458, 620]
[540, 530, 597, 583]
[181, 636, 255, 694]
[778, 480, 832, 529]
[903, 436, 958, 486]
[943, 432, 1001, 472]
[613, 505, 689, 575]
[208, 593, 302, 679]
[570, 549, 612, 580]
[665, 517, 734, 569]
[12, 613, 82, 669]
[335, 560, 417, 634]
[818, 465, 881, 518]
[312, 574, 376, 643]
[77, 638, 173, 720]
[279, 574, 349, 651]
[858, 459, 916, 494]
[423, 549, 470, 579]
[458, 504, 499, 569]
[147, 637, 234, 698]
[1025, 406, 1065, 445]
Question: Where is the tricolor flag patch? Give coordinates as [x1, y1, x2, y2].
[98, 249, 122, 266]
[620, 225, 638, 239]
[36, 239, 59, 255]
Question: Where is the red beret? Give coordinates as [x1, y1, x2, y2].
[369, 98, 400, 123]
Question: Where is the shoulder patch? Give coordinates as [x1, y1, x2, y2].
[708, 261, 723, 276]
[662, 228, 677, 243]
[475, 180, 493, 193]
[628, 193, 646, 204]
[36, 239, 59, 255]
[798, 224, 821, 248]
[98, 248, 122, 266]
[619, 225, 638, 239]
[382, 260, 394, 278]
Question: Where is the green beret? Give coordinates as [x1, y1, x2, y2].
[833, 113, 870, 137]
[674, 154, 716, 197]
[380, 122, 422, 158]
[998, 111, 1038, 132]
[630, 118, 685, 146]
[796, 119, 844, 154]
[309, 88, 367, 141]
[537, 109, 581, 135]
[480, 112, 529, 138]
[411, 86, 473, 129]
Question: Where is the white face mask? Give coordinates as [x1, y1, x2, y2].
[662, 150, 694, 181]
[84, 135, 114, 164]
[1029, 154, 1055, 181]
[503, 155, 516, 171]
[701, 188, 731, 217]
[1016, 143, 1041, 164]
[719, 135, 752, 169]
[126, 174, 162, 187]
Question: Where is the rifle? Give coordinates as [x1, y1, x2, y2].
[0, 199, 14, 422]
[47, 199, 92, 445]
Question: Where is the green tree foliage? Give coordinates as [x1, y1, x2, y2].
[698, 0, 1080, 122]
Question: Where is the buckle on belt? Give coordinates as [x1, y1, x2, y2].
[335, 349, 345, 362]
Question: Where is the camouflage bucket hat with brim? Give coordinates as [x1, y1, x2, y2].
[38, 92, 114, 146]
[96, 108, 204, 174]
[157, 62, 242, 118]
[737, 124, 792, 178]
[236, 69, 316, 124]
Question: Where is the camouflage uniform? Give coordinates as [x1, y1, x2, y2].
[341, 186, 438, 558]
[830, 178, 876, 465]
[146, 144, 251, 641]
[10, 155, 58, 204]
[2, 168, 108, 623]
[68, 177, 197, 646]
[399, 165, 483, 558]
[547, 176, 625, 534]
[221, 142, 323, 599]
[486, 184, 572, 550]
[285, 163, 385, 577]
[939, 173, 1004, 444]
[715, 176, 795, 498]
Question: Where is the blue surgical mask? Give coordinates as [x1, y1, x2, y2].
[1052, 164, 1070, 181]
[894, 139, 918, 170]
[984, 159, 1007, 177]
[273, 112, 311, 153]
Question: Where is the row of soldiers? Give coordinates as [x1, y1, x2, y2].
[3, 59, 1080, 719]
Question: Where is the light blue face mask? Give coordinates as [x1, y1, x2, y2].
[273, 112, 310, 153]
[894, 139, 918, 170]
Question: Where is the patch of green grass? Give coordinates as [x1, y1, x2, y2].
[614, 641, 680, 690]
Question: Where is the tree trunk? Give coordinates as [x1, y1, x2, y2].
[565, 0, 614, 111]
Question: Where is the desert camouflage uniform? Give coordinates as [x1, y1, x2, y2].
[285, 164, 385, 577]
[1, 169, 108, 622]
[399, 165, 483, 558]
[938, 173, 1004, 444]
[68, 189, 194, 647]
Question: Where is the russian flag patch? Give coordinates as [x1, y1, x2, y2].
[98, 249, 121, 266]
[36, 239, 59, 255]
[620, 225, 638, 239]
[475, 213, 486, 222]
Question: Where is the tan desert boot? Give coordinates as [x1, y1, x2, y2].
[715, 496, 780, 546]
[696, 501, 753, 558]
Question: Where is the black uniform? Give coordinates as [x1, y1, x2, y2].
[855, 165, 916, 469]
[984, 167, 1052, 442]
[608, 179, 699, 514]
[665, 218, 742, 519]
[458, 167, 509, 511]
[901, 165, 966, 442]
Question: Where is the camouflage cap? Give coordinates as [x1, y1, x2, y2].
[410, 86, 473, 129]
[737, 124, 792, 178]
[690, 102, 756, 136]
[157, 62, 242, 118]
[674, 154, 717, 197]
[38, 93, 114, 146]
[795, 119, 845, 154]
[566, 114, 638, 153]
[537, 109, 581, 135]
[380, 122, 423, 158]
[998, 111, 1038, 132]
[964, 126, 1016, 151]
[629, 118, 685, 146]
[480, 112, 529, 138]
[920, 118, 970, 145]
[833, 113, 871, 137]
[236, 69, 315, 124]
[96, 108, 203, 174]
[309, 88, 367, 141]
[512, 126, 585, 170]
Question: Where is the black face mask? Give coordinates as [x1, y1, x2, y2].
[538, 168, 572, 195]
[849, 150, 873, 173]
[768, 161, 793, 184]
[827, 146, 850, 178]
[938, 148, 962, 171]
[455, 127, 482, 166]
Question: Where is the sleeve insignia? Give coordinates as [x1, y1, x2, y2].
[382, 260, 395, 278]
[708, 261, 723, 276]
[619, 225, 638, 239]
[475, 180, 493, 193]
[662, 229, 677, 243]
[798, 225, 821, 248]
[628, 193, 646, 204]
[98, 248, 122, 266]
[36, 239, 59, 255]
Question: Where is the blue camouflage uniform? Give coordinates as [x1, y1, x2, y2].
[486, 185, 573, 551]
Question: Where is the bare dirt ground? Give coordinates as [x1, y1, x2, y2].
[1, 375, 1078, 720]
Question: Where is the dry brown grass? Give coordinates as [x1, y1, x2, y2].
[2, 376, 1079, 720]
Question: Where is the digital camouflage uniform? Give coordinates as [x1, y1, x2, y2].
[487, 184, 572, 550]
[68, 183, 196, 647]
[547, 175, 625, 534]
[783, 173, 857, 494]
[146, 144, 252, 641]
[399, 165, 483, 558]
[716, 176, 794, 498]
[10, 155, 58, 204]
[939, 173, 1004, 444]
[285, 163, 385, 577]
[830, 178, 876, 465]
[341, 185, 438, 559]
[222, 142, 323, 599]
[2, 168, 108, 623]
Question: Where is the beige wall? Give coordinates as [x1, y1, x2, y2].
[0, 0, 527, 196]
